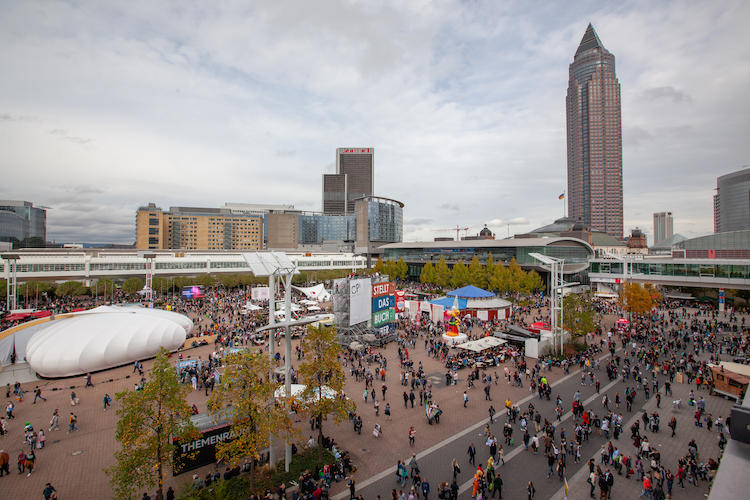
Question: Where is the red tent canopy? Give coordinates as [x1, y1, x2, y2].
[32, 310, 52, 318]
[616, 318, 630, 325]
[3, 313, 31, 321]
[529, 321, 551, 333]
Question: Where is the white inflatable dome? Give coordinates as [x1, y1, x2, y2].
[26, 306, 192, 378]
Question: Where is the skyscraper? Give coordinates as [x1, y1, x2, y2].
[714, 168, 750, 233]
[566, 24, 623, 240]
[653, 211, 674, 245]
[322, 148, 374, 214]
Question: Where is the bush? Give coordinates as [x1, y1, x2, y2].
[179, 447, 336, 500]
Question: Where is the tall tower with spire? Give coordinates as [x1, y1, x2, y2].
[566, 24, 623, 240]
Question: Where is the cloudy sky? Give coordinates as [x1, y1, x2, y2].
[1, 0, 748, 246]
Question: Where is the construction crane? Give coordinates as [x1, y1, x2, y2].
[430, 225, 470, 241]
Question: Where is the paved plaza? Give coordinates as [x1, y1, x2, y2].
[0, 308, 738, 500]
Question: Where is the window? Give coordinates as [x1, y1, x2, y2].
[149, 228, 159, 235]
[149, 218, 159, 226]
[149, 237, 159, 245]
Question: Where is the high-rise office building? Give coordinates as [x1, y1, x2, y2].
[714, 169, 750, 233]
[566, 24, 623, 241]
[323, 148, 374, 214]
[653, 212, 674, 245]
[0, 200, 47, 248]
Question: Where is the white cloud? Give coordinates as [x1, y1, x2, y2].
[0, 0, 747, 243]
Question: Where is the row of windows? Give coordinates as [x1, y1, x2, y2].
[18, 263, 86, 272]
[590, 262, 750, 279]
[91, 263, 148, 271]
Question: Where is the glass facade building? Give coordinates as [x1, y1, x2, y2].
[566, 24, 623, 241]
[714, 169, 750, 234]
[299, 214, 356, 244]
[365, 199, 403, 243]
[0, 200, 47, 248]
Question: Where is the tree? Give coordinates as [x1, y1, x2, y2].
[484, 254, 496, 290]
[451, 260, 469, 289]
[521, 271, 544, 295]
[394, 258, 408, 281]
[105, 348, 200, 500]
[419, 262, 435, 285]
[489, 264, 510, 294]
[618, 282, 660, 319]
[195, 274, 216, 288]
[562, 292, 602, 340]
[218, 274, 241, 290]
[55, 280, 86, 298]
[468, 256, 486, 289]
[92, 279, 116, 299]
[434, 256, 452, 289]
[207, 350, 298, 489]
[373, 257, 385, 275]
[507, 258, 525, 295]
[298, 326, 356, 463]
[122, 277, 145, 296]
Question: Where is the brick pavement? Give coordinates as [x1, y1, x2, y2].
[549, 366, 733, 500]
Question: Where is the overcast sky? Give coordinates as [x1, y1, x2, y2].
[1, 0, 748, 246]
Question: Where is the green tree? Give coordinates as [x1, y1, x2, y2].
[298, 326, 356, 463]
[506, 258, 525, 294]
[484, 254, 496, 290]
[394, 258, 408, 281]
[218, 274, 241, 290]
[562, 292, 602, 340]
[122, 277, 145, 296]
[92, 279, 116, 299]
[207, 350, 299, 488]
[105, 348, 200, 500]
[0, 280, 6, 300]
[434, 256, 452, 289]
[490, 264, 510, 294]
[195, 274, 216, 288]
[451, 260, 470, 289]
[419, 262, 436, 285]
[468, 255, 486, 289]
[521, 270, 544, 295]
[56, 280, 86, 298]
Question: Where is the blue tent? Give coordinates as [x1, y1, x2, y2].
[429, 296, 468, 310]
[446, 285, 495, 298]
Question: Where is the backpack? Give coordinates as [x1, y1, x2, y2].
[607, 473, 614, 487]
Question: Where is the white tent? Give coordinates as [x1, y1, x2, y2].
[242, 303, 262, 311]
[24, 306, 192, 378]
[292, 284, 331, 302]
[457, 337, 507, 353]
[306, 306, 321, 312]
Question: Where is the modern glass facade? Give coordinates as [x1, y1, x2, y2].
[299, 214, 356, 244]
[384, 244, 591, 266]
[590, 261, 750, 279]
[367, 200, 403, 242]
[714, 170, 750, 233]
[566, 24, 623, 241]
[0, 201, 46, 248]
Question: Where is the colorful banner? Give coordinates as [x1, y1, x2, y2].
[372, 295, 395, 312]
[372, 308, 395, 327]
[372, 281, 394, 298]
[395, 290, 406, 312]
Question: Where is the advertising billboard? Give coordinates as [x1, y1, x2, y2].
[349, 278, 372, 326]
[395, 290, 406, 313]
[372, 295, 395, 312]
[372, 281, 394, 298]
[173, 422, 232, 475]
[251, 287, 269, 301]
[372, 308, 395, 327]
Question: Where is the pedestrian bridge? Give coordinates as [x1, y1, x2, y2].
[588, 256, 750, 291]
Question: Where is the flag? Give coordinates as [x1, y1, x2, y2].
[559, 193, 565, 200]
[563, 478, 569, 500]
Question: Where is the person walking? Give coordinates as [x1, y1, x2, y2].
[84, 373, 94, 388]
[489, 405, 496, 424]
[409, 427, 416, 447]
[385, 403, 391, 421]
[527, 481, 535, 500]
[33, 387, 47, 404]
[464, 391, 469, 408]
[0, 449, 9, 477]
[452, 458, 461, 481]
[467, 443, 476, 465]
[491, 473, 502, 499]
[43, 483, 57, 500]
[348, 478, 356, 500]
[49, 409, 59, 431]
[104, 394, 111, 411]
[67, 412, 80, 433]
[668, 417, 677, 437]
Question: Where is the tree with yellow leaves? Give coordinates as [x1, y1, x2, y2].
[105, 348, 200, 500]
[298, 326, 356, 463]
[618, 282, 661, 320]
[207, 350, 299, 489]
